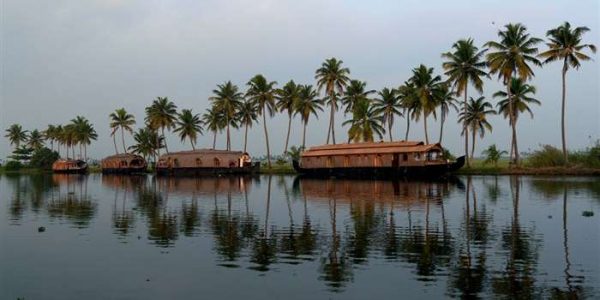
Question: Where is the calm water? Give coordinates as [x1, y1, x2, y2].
[1, 174, 599, 299]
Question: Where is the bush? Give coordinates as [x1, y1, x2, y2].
[4, 160, 23, 171]
[569, 142, 600, 168]
[29, 147, 60, 170]
[526, 145, 565, 167]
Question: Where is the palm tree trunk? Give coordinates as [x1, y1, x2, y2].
[212, 131, 217, 149]
[463, 87, 470, 168]
[162, 127, 169, 153]
[284, 114, 292, 153]
[506, 77, 517, 167]
[263, 106, 271, 168]
[113, 134, 118, 154]
[121, 127, 127, 153]
[405, 113, 410, 140]
[302, 121, 307, 149]
[244, 123, 249, 153]
[84, 144, 87, 161]
[226, 118, 231, 151]
[423, 112, 429, 144]
[471, 129, 476, 160]
[561, 62, 568, 164]
[388, 119, 393, 142]
[191, 139, 195, 151]
[438, 109, 445, 144]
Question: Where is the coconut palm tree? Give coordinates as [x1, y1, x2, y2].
[458, 96, 496, 159]
[202, 106, 226, 150]
[61, 123, 77, 159]
[442, 38, 488, 167]
[341, 80, 375, 116]
[277, 80, 301, 154]
[434, 84, 458, 144]
[4, 124, 28, 150]
[174, 109, 203, 150]
[409, 64, 442, 144]
[129, 127, 164, 164]
[373, 88, 402, 142]
[398, 81, 419, 141]
[538, 22, 596, 164]
[145, 97, 178, 154]
[485, 23, 542, 166]
[71, 116, 97, 160]
[295, 85, 323, 149]
[315, 57, 351, 144]
[209, 81, 243, 151]
[236, 100, 258, 153]
[55, 125, 64, 157]
[494, 78, 541, 157]
[343, 99, 384, 143]
[109, 108, 136, 154]
[482, 144, 508, 167]
[27, 129, 45, 150]
[43, 124, 58, 151]
[246, 74, 278, 168]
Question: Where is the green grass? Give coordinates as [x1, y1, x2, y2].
[259, 163, 296, 174]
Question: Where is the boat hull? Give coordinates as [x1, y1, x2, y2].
[52, 166, 88, 174]
[292, 156, 464, 178]
[156, 162, 260, 176]
[101, 167, 147, 174]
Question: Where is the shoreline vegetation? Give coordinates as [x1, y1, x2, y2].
[3, 22, 598, 175]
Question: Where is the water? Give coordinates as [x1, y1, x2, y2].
[1, 174, 599, 299]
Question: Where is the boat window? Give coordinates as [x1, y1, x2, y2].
[403, 153, 408, 161]
[344, 156, 350, 167]
[196, 158, 202, 166]
[120, 160, 127, 167]
[174, 159, 180, 167]
[414, 153, 421, 161]
[214, 157, 221, 167]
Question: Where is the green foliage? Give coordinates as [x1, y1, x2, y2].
[29, 147, 60, 170]
[441, 148, 455, 161]
[526, 145, 565, 167]
[9, 146, 34, 162]
[569, 142, 600, 168]
[4, 160, 23, 171]
[286, 145, 304, 161]
[482, 144, 508, 166]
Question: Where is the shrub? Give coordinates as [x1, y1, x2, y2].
[29, 147, 60, 170]
[4, 160, 23, 171]
[526, 145, 565, 167]
[569, 142, 600, 168]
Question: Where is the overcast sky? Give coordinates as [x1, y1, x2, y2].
[1, 0, 599, 159]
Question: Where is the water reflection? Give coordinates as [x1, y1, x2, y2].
[3, 174, 599, 299]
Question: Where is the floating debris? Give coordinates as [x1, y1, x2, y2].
[582, 211, 594, 217]
[38, 226, 46, 232]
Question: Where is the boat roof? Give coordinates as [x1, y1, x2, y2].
[102, 153, 144, 160]
[302, 141, 442, 157]
[159, 149, 246, 158]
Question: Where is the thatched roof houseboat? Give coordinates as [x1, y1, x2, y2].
[156, 149, 259, 176]
[293, 141, 464, 177]
[101, 153, 147, 174]
[52, 159, 88, 174]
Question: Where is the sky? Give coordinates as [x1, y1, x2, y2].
[1, 0, 599, 160]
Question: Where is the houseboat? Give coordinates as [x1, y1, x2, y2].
[156, 149, 260, 176]
[292, 141, 464, 178]
[52, 159, 88, 174]
[101, 153, 147, 174]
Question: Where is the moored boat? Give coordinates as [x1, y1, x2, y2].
[156, 149, 260, 176]
[52, 159, 88, 174]
[292, 141, 464, 178]
[101, 153, 147, 174]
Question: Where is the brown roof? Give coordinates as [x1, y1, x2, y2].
[302, 141, 442, 157]
[102, 153, 144, 161]
[160, 149, 245, 157]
